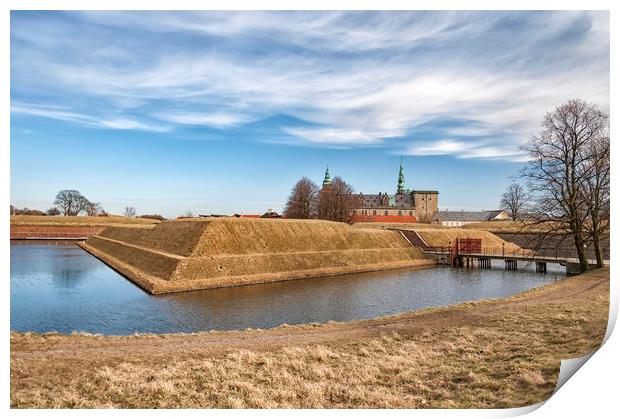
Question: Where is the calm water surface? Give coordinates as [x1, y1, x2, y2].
[11, 243, 565, 335]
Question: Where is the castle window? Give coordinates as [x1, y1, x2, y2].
[373, 210, 377, 215]
[398, 210, 402, 216]
[384, 210, 388, 216]
[409, 211, 413, 216]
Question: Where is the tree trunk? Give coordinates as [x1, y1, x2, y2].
[572, 232, 589, 273]
[592, 231, 605, 268]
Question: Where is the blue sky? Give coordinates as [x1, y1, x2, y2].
[10, 11, 609, 217]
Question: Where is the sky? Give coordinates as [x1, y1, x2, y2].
[10, 11, 609, 218]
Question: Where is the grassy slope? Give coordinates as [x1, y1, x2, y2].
[353, 222, 446, 230]
[80, 219, 432, 293]
[415, 228, 523, 253]
[11, 215, 159, 227]
[11, 268, 609, 408]
[462, 221, 565, 234]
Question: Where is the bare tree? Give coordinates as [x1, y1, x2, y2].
[46, 207, 61, 216]
[183, 210, 194, 218]
[54, 190, 88, 216]
[124, 206, 137, 217]
[283, 177, 319, 219]
[580, 134, 610, 267]
[84, 201, 104, 217]
[520, 99, 608, 272]
[500, 183, 529, 221]
[317, 176, 357, 223]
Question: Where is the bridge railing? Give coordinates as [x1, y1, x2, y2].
[424, 246, 552, 260]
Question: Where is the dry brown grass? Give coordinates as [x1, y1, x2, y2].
[80, 218, 433, 294]
[11, 215, 159, 227]
[463, 221, 566, 234]
[10, 268, 609, 408]
[353, 222, 445, 230]
[415, 228, 523, 253]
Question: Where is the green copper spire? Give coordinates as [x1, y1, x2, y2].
[322, 164, 332, 188]
[397, 157, 405, 194]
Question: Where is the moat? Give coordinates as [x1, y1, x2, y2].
[10, 242, 565, 335]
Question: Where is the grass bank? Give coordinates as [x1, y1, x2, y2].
[11, 268, 609, 408]
[462, 221, 566, 234]
[11, 215, 159, 228]
[79, 218, 433, 294]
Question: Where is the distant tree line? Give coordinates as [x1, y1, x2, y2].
[498, 98, 609, 271]
[11, 190, 159, 219]
[53, 190, 106, 216]
[283, 176, 357, 223]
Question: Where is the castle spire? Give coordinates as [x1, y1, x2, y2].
[397, 157, 406, 194]
[322, 164, 332, 188]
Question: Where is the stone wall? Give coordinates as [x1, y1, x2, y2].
[414, 192, 438, 223]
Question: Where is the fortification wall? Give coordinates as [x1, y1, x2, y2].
[80, 218, 434, 294]
[10, 225, 106, 240]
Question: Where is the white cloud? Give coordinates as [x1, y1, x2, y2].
[405, 138, 528, 162]
[283, 127, 380, 145]
[406, 139, 475, 156]
[98, 118, 170, 132]
[11, 11, 609, 161]
[156, 112, 251, 128]
[11, 103, 171, 133]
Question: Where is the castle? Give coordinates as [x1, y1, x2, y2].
[322, 159, 439, 223]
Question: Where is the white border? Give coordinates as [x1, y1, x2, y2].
[3, 2, 616, 418]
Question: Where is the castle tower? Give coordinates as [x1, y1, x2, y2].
[322, 164, 332, 188]
[396, 157, 406, 194]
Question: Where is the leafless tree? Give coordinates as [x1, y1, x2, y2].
[46, 207, 61, 216]
[54, 190, 88, 216]
[579, 134, 610, 267]
[283, 177, 319, 219]
[520, 99, 608, 272]
[317, 176, 357, 223]
[500, 183, 529, 221]
[124, 206, 137, 217]
[84, 201, 104, 217]
[183, 210, 194, 218]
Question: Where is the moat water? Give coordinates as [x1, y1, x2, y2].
[10, 242, 565, 335]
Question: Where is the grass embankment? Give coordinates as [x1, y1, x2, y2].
[353, 222, 445, 230]
[413, 228, 524, 253]
[10, 268, 609, 408]
[11, 215, 159, 228]
[352, 223, 525, 253]
[463, 221, 565, 234]
[79, 218, 433, 294]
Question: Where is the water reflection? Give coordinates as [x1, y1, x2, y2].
[11, 243, 564, 335]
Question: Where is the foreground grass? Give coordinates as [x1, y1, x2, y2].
[11, 268, 609, 408]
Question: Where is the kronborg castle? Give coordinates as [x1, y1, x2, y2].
[322, 159, 439, 223]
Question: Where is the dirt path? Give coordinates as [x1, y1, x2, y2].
[11, 268, 610, 408]
[12, 268, 608, 360]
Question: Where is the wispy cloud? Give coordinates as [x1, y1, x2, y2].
[11, 103, 171, 133]
[10, 11, 609, 161]
[406, 139, 474, 156]
[156, 112, 252, 128]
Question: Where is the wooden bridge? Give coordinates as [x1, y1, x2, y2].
[394, 229, 599, 275]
